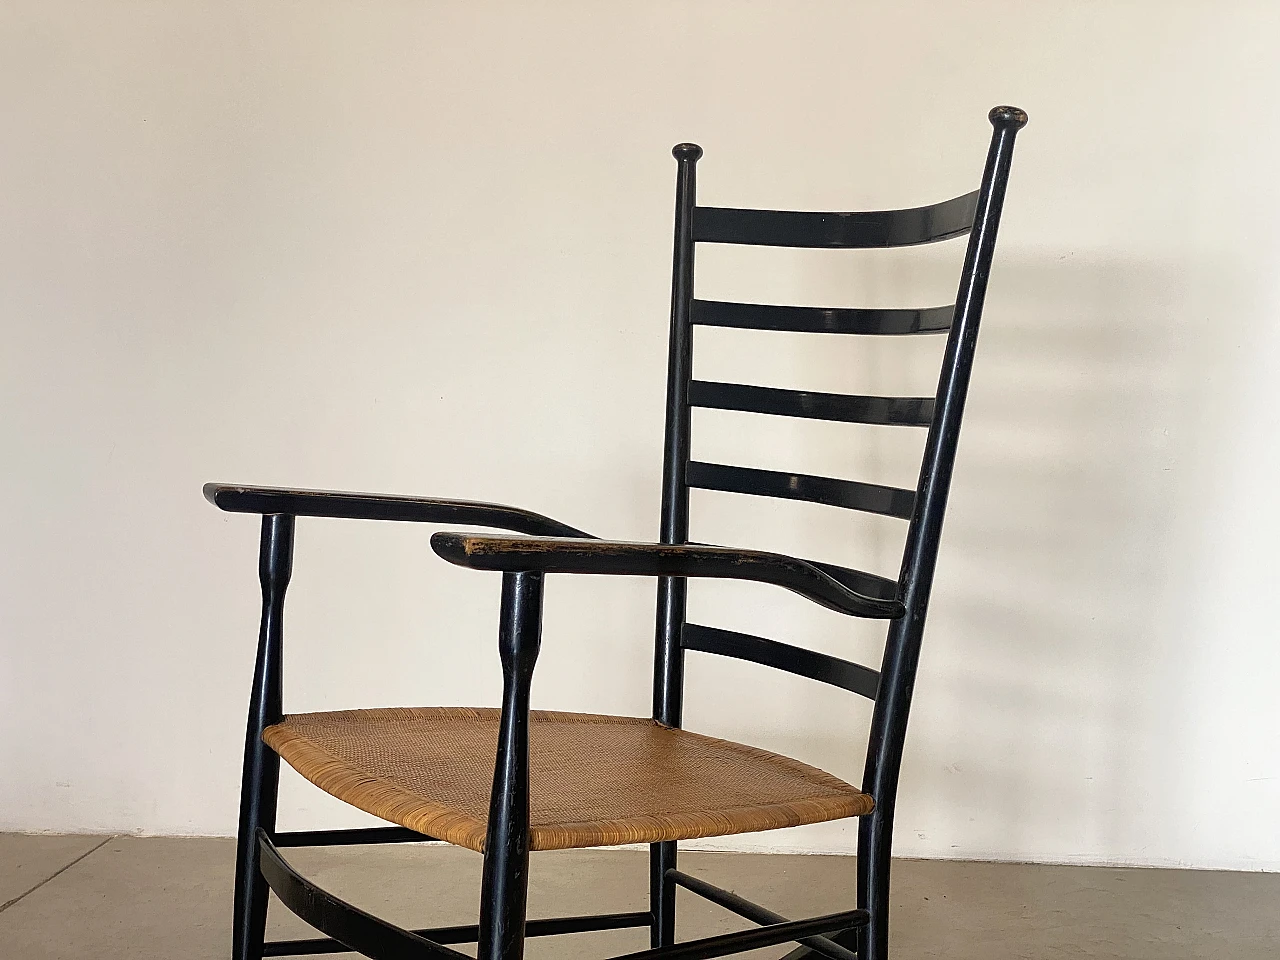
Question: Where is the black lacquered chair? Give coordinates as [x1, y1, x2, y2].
[207, 105, 1027, 960]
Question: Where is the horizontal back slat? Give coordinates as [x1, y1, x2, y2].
[691, 300, 954, 336]
[687, 461, 916, 519]
[682, 623, 881, 700]
[690, 381, 934, 427]
[692, 191, 978, 248]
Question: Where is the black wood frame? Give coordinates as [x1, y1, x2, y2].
[209, 106, 1026, 960]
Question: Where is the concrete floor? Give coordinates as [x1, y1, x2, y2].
[1, 835, 1277, 959]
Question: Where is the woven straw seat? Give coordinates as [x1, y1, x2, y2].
[264, 706, 872, 852]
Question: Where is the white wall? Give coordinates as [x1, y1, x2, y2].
[2, 1, 1278, 871]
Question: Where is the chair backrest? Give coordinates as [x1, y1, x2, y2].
[651, 107, 1027, 811]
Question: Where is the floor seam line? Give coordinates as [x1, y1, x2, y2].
[0, 835, 115, 913]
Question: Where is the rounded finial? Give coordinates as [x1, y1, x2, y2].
[672, 142, 704, 162]
[988, 105, 1028, 130]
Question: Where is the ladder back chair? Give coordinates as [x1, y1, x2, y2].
[207, 105, 1027, 960]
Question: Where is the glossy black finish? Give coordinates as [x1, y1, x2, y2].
[655, 142, 702, 720]
[667, 870, 859, 960]
[609, 909, 869, 960]
[802, 557, 900, 602]
[429, 533, 903, 619]
[686, 461, 916, 519]
[232, 515, 294, 960]
[691, 299, 954, 336]
[258, 830, 466, 960]
[649, 839, 678, 950]
[689, 381, 934, 427]
[477, 571, 544, 960]
[261, 825, 863, 960]
[273, 827, 437, 848]
[848, 104, 1028, 960]
[681, 623, 880, 700]
[677, 542, 897, 601]
[692, 191, 978, 248]
[204, 484, 591, 539]
[651, 142, 701, 948]
[265, 913, 652, 956]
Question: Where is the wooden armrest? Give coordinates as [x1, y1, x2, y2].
[203, 484, 593, 538]
[429, 533, 903, 619]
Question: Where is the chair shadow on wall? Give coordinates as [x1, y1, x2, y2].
[876, 252, 1225, 864]
[681, 246, 1225, 864]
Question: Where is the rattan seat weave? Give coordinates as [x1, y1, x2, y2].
[264, 707, 873, 852]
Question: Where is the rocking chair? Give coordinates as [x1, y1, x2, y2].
[206, 105, 1028, 960]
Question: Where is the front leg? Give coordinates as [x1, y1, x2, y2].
[477, 571, 544, 960]
[232, 514, 294, 960]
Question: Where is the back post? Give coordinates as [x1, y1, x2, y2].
[856, 106, 1027, 960]
[650, 141, 702, 948]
